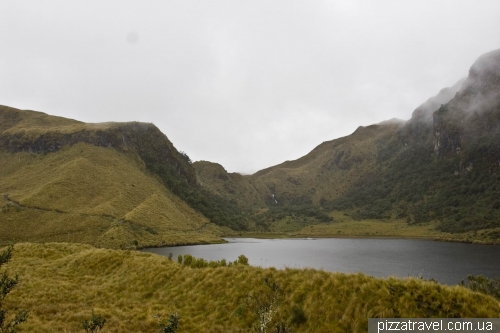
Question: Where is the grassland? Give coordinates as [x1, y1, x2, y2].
[233, 211, 500, 244]
[2, 243, 499, 333]
[0, 142, 224, 249]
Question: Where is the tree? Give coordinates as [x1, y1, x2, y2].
[0, 245, 28, 333]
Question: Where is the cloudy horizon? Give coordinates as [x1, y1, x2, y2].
[1, 1, 499, 174]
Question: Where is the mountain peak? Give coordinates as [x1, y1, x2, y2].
[469, 48, 500, 78]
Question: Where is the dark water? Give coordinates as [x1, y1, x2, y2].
[142, 238, 500, 285]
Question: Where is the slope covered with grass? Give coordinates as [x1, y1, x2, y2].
[192, 49, 500, 242]
[0, 106, 224, 248]
[321, 49, 500, 241]
[3, 243, 499, 333]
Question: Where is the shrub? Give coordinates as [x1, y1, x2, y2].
[154, 313, 180, 333]
[460, 275, 500, 300]
[246, 277, 284, 333]
[237, 255, 249, 265]
[82, 310, 106, 333]
[183, 254, 193, 266]
[0, 245, 28, 332]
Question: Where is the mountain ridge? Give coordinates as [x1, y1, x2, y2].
[0, 106, 227, 248]
[2, 48, 500, 246]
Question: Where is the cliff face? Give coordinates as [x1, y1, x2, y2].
[402, 78, 465, 142]
[433, 48, 500, 164]
[323, 48, 500, 236]
[0, 106, 196, 185]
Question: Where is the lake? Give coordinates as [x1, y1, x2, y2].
[142, 238, 500, 285]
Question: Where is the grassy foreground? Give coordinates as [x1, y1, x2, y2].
[3, 243, 500, 333]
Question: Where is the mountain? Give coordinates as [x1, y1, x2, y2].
[0, 106, 226, 248]
[2, 48, 500, 246]
[326, 49, 500, 237]
[195, 48, 500, 242]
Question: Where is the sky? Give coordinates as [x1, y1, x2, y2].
[1, 1, 499, 174]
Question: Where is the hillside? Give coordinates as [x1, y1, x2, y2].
[0, 106, 224, 248]
[2, 48, 500, 245]
[194, 48, 500, 242]
[323, 49, 500, 239]
[193, 161, 265, 209]
[3, 243, 500, 332]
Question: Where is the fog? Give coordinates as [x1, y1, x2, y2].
[1, 1, 499, 173]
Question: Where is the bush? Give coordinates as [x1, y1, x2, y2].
[154, 313, 180, 333]
[460, 275, 500, 300]
[82, 310, 106, 333]
[246, 277, 284, 333]
[0, 245, 28, 332]
[180, 254, 248, 269]
[237, 255, 249, 265]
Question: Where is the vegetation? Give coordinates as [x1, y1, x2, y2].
[322, 129, 500, 237]
[255, 201, 332, 232]
[2, 243, 499, 332]
[154, 313, 180, 333]
[0, 245, 28, 333]
[246, 277, 286, 333]
[461, 275, 500, 300]
[140, 149, 250, 230]
[179, 254, 248, 268]
[3, 103, 500, 244]
[82, 310, 106, 333]
[0, 143, 224, 249]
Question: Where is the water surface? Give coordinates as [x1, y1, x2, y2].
[143, 238, 500, 285]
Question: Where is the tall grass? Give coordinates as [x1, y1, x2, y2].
[3, 243, 499, 332]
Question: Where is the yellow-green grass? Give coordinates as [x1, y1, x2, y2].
[3, 243, 499, 333]
[193, 161, 266, 209]
[229, 211, 500, 244]
[0, 143, 223, 248]
[289, 212, 500, 244]
[249, 122, 404, 206]
[0, 104, 128, 136]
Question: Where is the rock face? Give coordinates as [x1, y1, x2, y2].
[411, 78, 465, 125]
[0, 106, 196, 185]
[433, 48, 500, 166]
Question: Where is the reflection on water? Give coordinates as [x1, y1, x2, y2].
[142, 238, 500, 285]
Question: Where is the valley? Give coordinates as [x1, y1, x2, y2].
[1, 48, 500, 332]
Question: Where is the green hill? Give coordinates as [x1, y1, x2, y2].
[3, 48, 500, 245]
[0, 106, 225, 248]
[4, 243, 499, 332]
[193, 49, 500, 243]
[322, 49, 500, 241]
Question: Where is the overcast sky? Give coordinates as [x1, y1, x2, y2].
[1, 1, 499, 173]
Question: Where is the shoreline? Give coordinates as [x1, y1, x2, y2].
[139, 232, 499, 249]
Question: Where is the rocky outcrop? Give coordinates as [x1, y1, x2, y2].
[0, 107, 196, 185]
[433, 48, 500, 160]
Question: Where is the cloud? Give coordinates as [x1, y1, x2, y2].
[0, 1, 499, 173]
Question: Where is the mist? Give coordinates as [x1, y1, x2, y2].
[1, 1, 499, 173]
